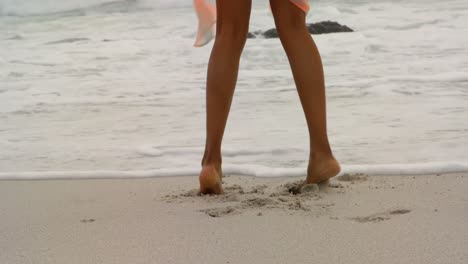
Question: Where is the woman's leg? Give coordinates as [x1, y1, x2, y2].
[200, 0, 252, 194]
[270, 0, 340, 183]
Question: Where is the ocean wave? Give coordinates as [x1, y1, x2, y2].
[1, 162, 467, 180]
[137, 145, 305, 157]
[387, 72, 468, 83]
[0, 0, 190, 17]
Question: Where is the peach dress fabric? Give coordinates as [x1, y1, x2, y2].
[193, 0, 310, 47]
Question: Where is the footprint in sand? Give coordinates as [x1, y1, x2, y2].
[80, 219, 96, 223]
[352, 209, 411, 223]
[279, 180, 321, 195]
[337, 173, 368, 182]
[200, 207, 236, 217]
[167, 179, 347, 217]
[241, 197, 278, 208]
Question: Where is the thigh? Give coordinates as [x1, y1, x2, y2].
[269, 0, 306, 31]
[216, 0, 252, 36]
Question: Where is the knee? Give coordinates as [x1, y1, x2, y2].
[270, 1, 308, 38]
[215, 23, 249, 50]
[276, 18, 308, 38]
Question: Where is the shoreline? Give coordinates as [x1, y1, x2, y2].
[1, 161, 468, 180]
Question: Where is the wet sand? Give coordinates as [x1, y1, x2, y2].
[1, 173, 467, 264]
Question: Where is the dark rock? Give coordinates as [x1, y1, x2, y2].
[263, 28, 279, 38]
[248, 30, 265, 39]
[247, 32, 256, 39]
[307, 21, 353, 34]
[248, 21, 353, 39]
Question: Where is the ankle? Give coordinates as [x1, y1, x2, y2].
[201, 154, 221, 164]
[201, 158, 222, 170]
[201, 148, 221, 165]
[309, 151, 334, 161]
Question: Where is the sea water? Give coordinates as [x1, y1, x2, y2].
[1, 0, 467, 179]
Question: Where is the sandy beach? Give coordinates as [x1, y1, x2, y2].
[1, 173, 467, 264]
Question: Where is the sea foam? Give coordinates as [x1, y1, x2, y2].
[1, 162, 467, 180]
[0, 0, 190, 16]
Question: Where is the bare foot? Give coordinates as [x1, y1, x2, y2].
[199, 164, 224, 195]
[306, 154, 341, 184]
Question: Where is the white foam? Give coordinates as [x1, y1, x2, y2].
[137, 145, 304, 157]
[1, 162, 467, 180]
[387, 72, 468, 83]
[0, 0, 116, 15]
[343, 162, 468, 176]
[0, 0, 189, 16]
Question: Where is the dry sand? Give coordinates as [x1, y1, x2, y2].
[1, 173, 467, 264]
